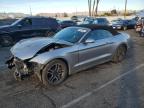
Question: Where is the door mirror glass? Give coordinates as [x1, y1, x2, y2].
[85, 38, 95, 44]
[17, 24, 22, 28]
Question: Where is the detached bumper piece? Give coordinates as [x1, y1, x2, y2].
[6, 57, 15, 69]
[6, 57, 33, 81]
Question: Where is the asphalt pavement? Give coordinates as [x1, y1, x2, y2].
[0, 30, 144, 108]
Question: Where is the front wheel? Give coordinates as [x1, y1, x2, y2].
[112, 45, 127, 63]
[42, 59, 68, 86]
[140, 32, 144, 37]
[140, 29, 144, 37]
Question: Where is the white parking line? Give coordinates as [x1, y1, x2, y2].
[61, 63, 144, 108]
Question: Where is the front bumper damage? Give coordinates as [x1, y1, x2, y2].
[6, 56, 42, 81]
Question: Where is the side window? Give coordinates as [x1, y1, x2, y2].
[93, 20, 98, 24]
[32, 18, 45, 26]
[21, 18, 32, 26]
[87, 29, 113, 41]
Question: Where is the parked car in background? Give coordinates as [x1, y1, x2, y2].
[71, 16, 83, 25]
[83, 17, 109, 26]
[110, 19, 135, 30]
[0, 16, 60, 47]
[83, 17, 94, 24]
[135, 18, 144, 37]
[126, 19, 136, 28]
[93, 18, 109, 25]
[71, 16, 79, 22]
[135, 18, 144, 33]
[60, 20, 77, 28]
[6, 24, 131, 86]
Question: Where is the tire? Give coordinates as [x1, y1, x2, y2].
[45, 31, 55, 37]
[42, 59, 68, 86]
[140, 29, 144, 37]
[0, 35, 13, 47]
[123, 26, 127, 31]
[112, 45, 127, 63]
[140, 32, 144, 37]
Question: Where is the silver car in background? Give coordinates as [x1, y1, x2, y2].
[6, 24, 132, 86]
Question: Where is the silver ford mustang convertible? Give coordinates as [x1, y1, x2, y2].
[6, 24, 131, 86]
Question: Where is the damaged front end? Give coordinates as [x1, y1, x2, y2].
[6, 37, 72, 81]
[6, 57, 42, 81]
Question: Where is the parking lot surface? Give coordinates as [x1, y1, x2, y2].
[0, 30, 144, 108]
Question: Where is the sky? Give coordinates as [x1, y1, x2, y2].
[0, 0, 143, 15]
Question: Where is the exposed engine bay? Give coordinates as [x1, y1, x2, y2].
[6, 43, 69, 80]
[37, 43, 68, 54]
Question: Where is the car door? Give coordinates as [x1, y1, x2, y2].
[76, 29, 114, 71]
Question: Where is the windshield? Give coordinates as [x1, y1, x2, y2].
[53, 27, 89, 43]
[11, 18, 22, 26]
[83, 20, 94, 24]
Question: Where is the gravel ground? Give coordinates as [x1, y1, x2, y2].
[0, 29, 144, 108]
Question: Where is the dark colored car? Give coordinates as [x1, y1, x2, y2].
[0, 16, 60, 47]
[60, 20, 77, 28]
[110, 19, 136, 30]
[83, 17, 109, 26]
[71, 16, 78, 22]
[125, 19, 136, 28]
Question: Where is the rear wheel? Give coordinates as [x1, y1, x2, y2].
[123, 26, 127, 31]
[112, 45, 127, 63]
[0, 35, 13, 47]
[140, 29, 144, 37]
[140, 32, 144, 37]
[42, 59, 68, 86]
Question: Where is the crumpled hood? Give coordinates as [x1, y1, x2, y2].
[11, 37, 72, 60]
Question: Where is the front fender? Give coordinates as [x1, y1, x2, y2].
[29, 46, 79, 75]
[30, 53, 65, 65]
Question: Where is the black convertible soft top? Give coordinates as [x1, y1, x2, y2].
[77, 24, 120, 36]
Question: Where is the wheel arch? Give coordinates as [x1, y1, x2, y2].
[39, 58, 69, 80]
[120, 43, 128, 51]
[0, 33, 13, 46]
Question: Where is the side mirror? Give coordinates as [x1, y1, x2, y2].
[85, 38, 95, 44]
[17, 24, 22, 28]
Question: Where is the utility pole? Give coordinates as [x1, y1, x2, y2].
[124, 0, 127, 19]
[76, 7, 77, 16]
[29, 5, 32, 16]
[95, 0, 100, 17]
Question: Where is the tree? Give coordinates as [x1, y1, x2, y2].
[95, 0, 101, 16]
[111, 9, 117, 15]
[55, 14, 58, 18]
[63, 12, 68, 17]
[124, 0, 127, 19]
[88, 0, 92, 16]
[88, 0, 101, 17]
[92, 0, 96, 16]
